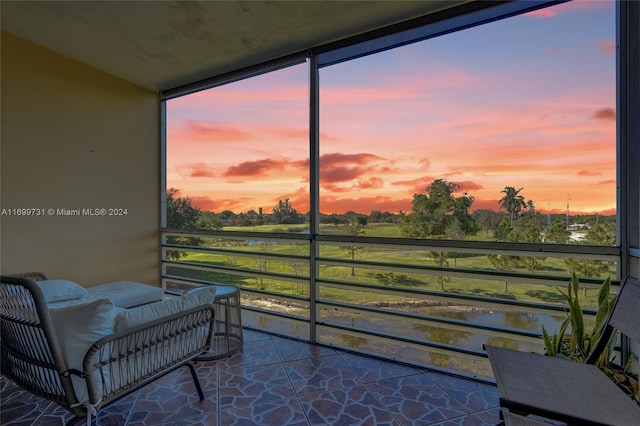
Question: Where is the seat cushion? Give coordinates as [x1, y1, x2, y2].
[87, 281, 164, 308]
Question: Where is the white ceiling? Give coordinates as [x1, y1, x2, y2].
[0, 0, 469, 91]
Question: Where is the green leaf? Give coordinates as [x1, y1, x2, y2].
[571, 271, 580, 300]
[556, 317, 570, 353]
[571, 296, 585, 356]
[597, 276, 611, 307]
[542, 325, 555, 356]
[592, 296, 611, 344]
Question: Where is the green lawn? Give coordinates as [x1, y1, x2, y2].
[172, 227, 612, 309]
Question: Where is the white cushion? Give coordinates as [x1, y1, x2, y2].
[36, 279, 89, 303]
[87, 281, 164, 308]
[48, 297, 117, 403]
[47, 295, 97, 310]
[113, 286, 216, 333]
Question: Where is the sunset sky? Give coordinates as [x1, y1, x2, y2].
[167, 0, 616, 217]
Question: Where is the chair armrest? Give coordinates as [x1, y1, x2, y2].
[82, 304, 215, 408]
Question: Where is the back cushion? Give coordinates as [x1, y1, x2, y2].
[48, 297, 117, 403]
[113, 286, 216, 333]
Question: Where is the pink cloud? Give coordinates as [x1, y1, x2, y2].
[181, 120, 253, 142]
[189, 195, 256, 212]
[593, 108, 615, 121]
[545, 48, 563, 56]
[524, 8, 556, 18]
[321, 167, 365, 185]
[319, 153, 386, 183]
[320, 195, 411, 215]
[524, 0, 610, 19]
[598, 40, 616, 56]
[223, 158, 287, 178]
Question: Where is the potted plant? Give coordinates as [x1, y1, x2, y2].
[542, 272, 638, 403]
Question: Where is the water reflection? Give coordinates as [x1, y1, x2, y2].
[323, 304, 569, 354]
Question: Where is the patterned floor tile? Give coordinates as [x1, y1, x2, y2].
[339, 352, 420, 383]
[220, 398, 309, 426]
[425, 371, 500, 412]
[94, 390, 140, 425]
[243, 328, 272, 342]
[472, 407, 502, 425]
[430, 413, 497, 426]
[151, 413, 219, 425]
[130, 367, 218, 425]
[299, 385, 399, 426]
[219, 363, 296, 410]
[272, 336, 336, 361]
[0, 331, 506, 426]
[219, 338, 281, 369]
[0, 382, 53, 425]
[367, 374, 469, 425]
[284, 354, 362, 396]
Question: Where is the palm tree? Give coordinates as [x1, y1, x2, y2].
[499, 186, 526, 227]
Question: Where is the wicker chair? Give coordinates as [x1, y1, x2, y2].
[0, 274, 216, 423]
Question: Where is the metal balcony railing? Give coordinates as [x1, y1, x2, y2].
[161, 229, 621, 380]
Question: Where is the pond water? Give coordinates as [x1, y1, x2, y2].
[324, 304, 574, 354]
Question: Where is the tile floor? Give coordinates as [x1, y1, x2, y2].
[1, 329, 502, 425]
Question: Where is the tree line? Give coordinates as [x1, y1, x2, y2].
[167, 183, 614, 242]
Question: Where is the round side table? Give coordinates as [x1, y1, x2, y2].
[196, 285, 243, 360]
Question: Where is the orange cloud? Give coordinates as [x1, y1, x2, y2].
[457, 180, 484, 192]
[470, 198, 501, 212]
[356, 177, 384, 190]
[191, 170, 216, 178]
[180, 163, 218, 178]
[577, 170, 602, 177]
[598, 207, 616, 216]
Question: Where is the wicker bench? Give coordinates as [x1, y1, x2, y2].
[486, 276, 640, 426]
[0, 274, 216, 423]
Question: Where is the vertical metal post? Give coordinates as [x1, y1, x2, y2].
[309, 54, 320, 343]
[160, 100, 168, 290]
[618, 0, 640, 367]
[160, 100, 167, 230]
